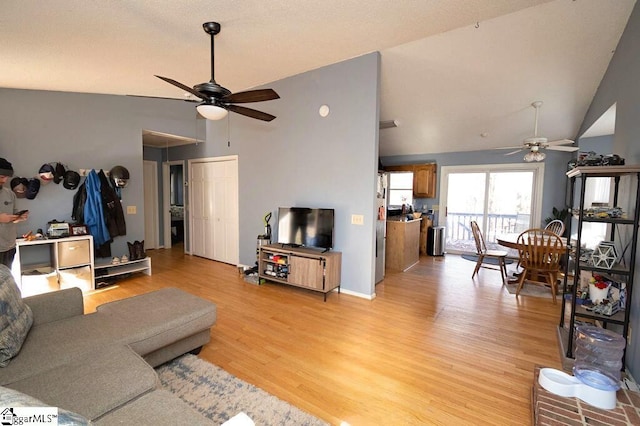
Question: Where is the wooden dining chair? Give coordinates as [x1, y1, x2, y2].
[470, 220, 508, 285]
[544, 219, 565, 237]
[515, 228, 564, 303]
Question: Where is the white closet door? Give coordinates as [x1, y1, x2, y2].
[189, 157, 238, 265]
[211, 160, 238, 264]
[190, 162, 215, 259]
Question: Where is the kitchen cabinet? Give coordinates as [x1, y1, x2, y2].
[419, 216, 433, 255]
[384, 163, 437, 198]
[413, 164, 437, 198]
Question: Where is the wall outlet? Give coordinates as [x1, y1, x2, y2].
[126, 206, 137, 215]
[351, 214, 364, 225]
[432, 205, 439, 211]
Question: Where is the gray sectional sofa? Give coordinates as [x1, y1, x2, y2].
[0, 264, 218, 424]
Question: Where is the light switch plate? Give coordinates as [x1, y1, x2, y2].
[351, 214, 364, 225]
[127, 206, 137, 214]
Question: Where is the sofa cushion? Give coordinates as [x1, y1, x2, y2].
[0, 287, 215, 385]
[0, 385, 90, 426]
[0, 265, 33, 367]
[7, 345, 158, 420]
[96, 287, 217, 356]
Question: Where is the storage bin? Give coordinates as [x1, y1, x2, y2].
[20, 270, 59, 297]
[57, 239, 91, 268]
[59, 265, 92, 292]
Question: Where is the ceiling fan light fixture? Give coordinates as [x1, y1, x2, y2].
[196, 104, 228, 120]
[524, 151, 546, 162]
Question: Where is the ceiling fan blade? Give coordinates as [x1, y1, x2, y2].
[493, 145, 525, 150]
[504, 149, 524, 156]
[227, 104, 276, 122]
[127, 94, 199, 103]
[546, 139, 575, 146]
[547, 145, 580, 152]
[223, 89, 280, 104]
[155, 75, 209, 101]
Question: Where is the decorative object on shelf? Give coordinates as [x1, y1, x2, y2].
[570, 151, 626, 168]
[579, 249, 594, 264]
[579, 205, 624, 219]
[588, 277, 610, 304]
[591, 242, 618, 269]
[69, 224, 88, 236]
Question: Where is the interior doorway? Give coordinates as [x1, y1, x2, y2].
[162, 160, 185, 251]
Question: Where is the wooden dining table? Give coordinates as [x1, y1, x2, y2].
[496, 233, 567, 250]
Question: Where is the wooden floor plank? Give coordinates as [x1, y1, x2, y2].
[83, 246, 561, 425]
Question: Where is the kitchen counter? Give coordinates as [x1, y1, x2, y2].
[387, 217, 422, 223]
[385, 218, 421, 271]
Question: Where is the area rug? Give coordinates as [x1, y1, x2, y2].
[156, 354, 328, 426]
[505, 282, 558, 299]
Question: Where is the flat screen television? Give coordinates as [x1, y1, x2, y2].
[277, 207, 334, 250]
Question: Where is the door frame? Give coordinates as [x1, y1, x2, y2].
[187, 155, 239, 264]
[162, 160, 186, 252]
[438, 162, 545, 248]
[143, 160, 160, 250]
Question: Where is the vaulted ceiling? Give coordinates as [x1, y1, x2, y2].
[1, 0, 635, 155]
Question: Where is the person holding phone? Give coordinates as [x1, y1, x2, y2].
[0, 158, 29, 268]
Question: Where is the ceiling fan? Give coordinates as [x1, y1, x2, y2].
[498, 101, 579, 162]
[156, 22, 279, 122]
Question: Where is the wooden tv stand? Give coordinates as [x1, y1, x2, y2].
[258, 244, 342, 301]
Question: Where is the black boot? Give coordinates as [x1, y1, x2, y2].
[135, 240, 146, 260]
[128, 241, 138, 260]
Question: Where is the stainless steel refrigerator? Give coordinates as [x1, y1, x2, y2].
[375, 172, 388, 283]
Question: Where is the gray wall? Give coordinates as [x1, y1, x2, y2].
[576, 2, 640, 378]
[1, 88, 198, 258]
[147, 52, 381, 298]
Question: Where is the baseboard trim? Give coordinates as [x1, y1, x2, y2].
[336, 287, 376, 300]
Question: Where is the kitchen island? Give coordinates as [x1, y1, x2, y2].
[385, 218, 421, 271]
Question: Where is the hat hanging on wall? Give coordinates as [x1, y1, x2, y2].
[38, 164, 55, 185]
[26, 178, 40, 199]
[109, 165, 130, 188]
[53, 163, 66, 184]
[63, 170, 81, 190]
[10, 177, 28, 198]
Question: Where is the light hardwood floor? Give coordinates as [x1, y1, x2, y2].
[84, 246, 562, 425]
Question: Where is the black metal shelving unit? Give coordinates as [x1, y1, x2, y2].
[558, 165, 640, 365]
